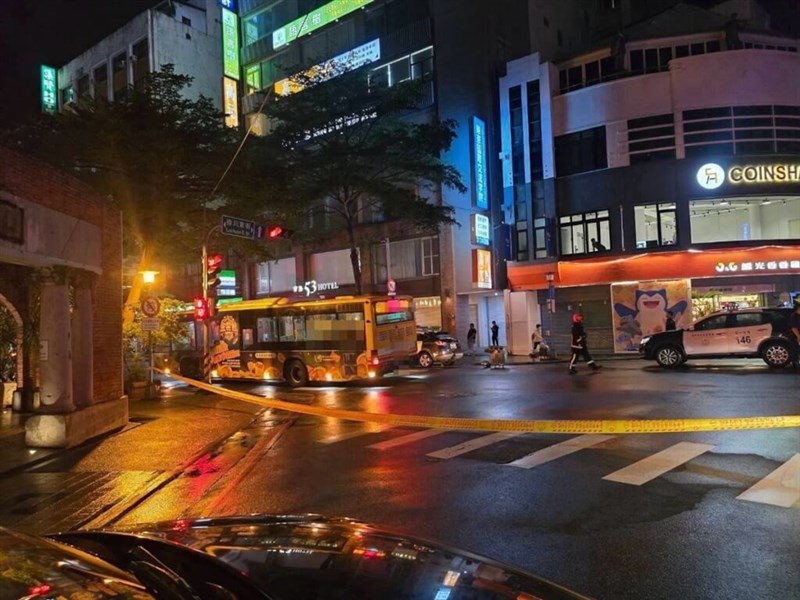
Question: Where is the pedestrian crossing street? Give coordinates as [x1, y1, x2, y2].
[312, 424, 800, 509]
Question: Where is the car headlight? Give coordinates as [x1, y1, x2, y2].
[639, 336, 651, 347]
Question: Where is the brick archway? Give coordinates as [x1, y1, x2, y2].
[0, 292, 24, 385]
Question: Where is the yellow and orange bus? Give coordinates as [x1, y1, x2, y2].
[178, 295, 417, 386]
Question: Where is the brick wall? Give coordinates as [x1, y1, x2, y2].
[0, 146, 123, 403]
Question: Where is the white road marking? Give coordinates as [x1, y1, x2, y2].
[737, 453, 800, 508]
[427, 432, 521, 460]
[316, 425, 391, 445]
[507, 434, 615, 469]
[603, 441, 714, 485]
[368, 429, 447, 451]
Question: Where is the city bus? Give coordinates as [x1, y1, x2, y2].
[177, 295, 417, 386]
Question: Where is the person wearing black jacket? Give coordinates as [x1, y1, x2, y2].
[569, 313, 601, 374]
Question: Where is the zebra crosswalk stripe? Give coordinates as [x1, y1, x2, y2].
[603, 442, 714, 486]
[736, 453, 800, 508]
[427, 432, 521, 460]
[368, 429, 448, 451]
[317, 425, 391, 445]
[506, 434, 615, 469]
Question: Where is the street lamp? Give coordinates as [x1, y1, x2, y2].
[139, 270, 160, 399]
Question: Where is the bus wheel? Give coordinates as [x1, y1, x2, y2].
[284, 359, 309, 387]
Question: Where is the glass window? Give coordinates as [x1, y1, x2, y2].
[372, 236, 439, 282]
[245, 64, 262, 94]
[256, 257, 296, 295]
[690, 196, 800, 243]
[554, 126, 608, 176]
[559, 210, 610, 255]
[734, 313, 766, 327]
[695, 315, 729, 331]
[634, 203, 676, 248]
[309, 249, 357, 285]
[629, 49, 644, 74]
[93, 63, 108, 99]
[410, 47, 433, 80]
[585, 61, 600, 85]
[256, 317, 277, 343]
[132, 38, 150, 82]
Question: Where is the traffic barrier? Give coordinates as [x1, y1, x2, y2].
[160, 371, 800, 435]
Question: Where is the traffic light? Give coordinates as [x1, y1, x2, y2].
[193, 298, 209, 320]
[266, 225, 285, 239]
[206, 253, 223, 291]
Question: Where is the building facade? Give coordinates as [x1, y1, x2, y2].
[229, 0, 530, 347]
[500, 15, 800, 355]
[56, 0, 223, 110]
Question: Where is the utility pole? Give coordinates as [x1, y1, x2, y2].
[201, 224, 221, 382]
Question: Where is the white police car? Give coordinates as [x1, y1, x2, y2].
[639, 307, 796, 368]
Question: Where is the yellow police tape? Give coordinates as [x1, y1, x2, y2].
[162, 371, 800, 435]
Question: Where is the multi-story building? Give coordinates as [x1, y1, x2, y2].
[56, 0, 223, 110]
[499, 2, 800, 355]
[230, 0, 531, 345]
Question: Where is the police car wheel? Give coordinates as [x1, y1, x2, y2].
[655, 345, 683, 368]
[761, 341, 791, 368]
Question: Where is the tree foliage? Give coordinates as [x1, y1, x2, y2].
[254, 67, 466, 293]
[2, 66, 283, 306]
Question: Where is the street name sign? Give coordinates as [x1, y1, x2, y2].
[221, 215, 257, 239]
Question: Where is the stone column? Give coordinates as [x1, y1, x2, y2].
[71, 276, 94, 408]
[38, 269, 74, 413]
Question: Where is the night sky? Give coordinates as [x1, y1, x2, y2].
[0, 0, 157, 129]
[0, 1, 797, 130]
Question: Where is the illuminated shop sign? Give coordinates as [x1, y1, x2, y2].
[414, 296, 441, 309]
[697, 162, 800, 189]
[472, 249, 492, 289]
[715, 259, 800, 274]
[222, 8, 240, 80]
[217, 0, 236, 10]
[223, 77, 239, 128]
[218, 269, 238, 296]
[293, 280, 340, 296]
[473, 116, 488, 209]
[40, 65, 57, 113]
[471, 213, 490, 246]
[275, 39, 380, 96]
[273, 0, 374, 49]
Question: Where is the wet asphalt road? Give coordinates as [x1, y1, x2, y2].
[2, 358, 797, 599]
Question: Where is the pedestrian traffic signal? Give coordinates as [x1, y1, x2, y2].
[206, 253, 223, 290]
[193, 298, 209, 320]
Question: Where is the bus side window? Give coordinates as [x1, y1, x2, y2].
[257, 317, 276, 344]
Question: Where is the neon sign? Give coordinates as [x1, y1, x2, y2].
[40, 65, 57, 114]
[472, 213, 490, 246]
[223, 77, 239, 128]
[293, 280, 340, 296]
[473, 116, 488, 208]
[697, 162, 800, 188]
[222, 8, 240, 80]
[715, 259, 800, 274]
[275, 39, 380, 96]
[273, 0, 374, 49]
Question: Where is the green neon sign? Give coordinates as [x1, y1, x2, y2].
[222, 7, 240, 80]
[40, 65, 57, 113]
[272, 0, 374, 49]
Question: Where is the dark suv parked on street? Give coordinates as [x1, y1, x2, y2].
[639, 307, 796, 368]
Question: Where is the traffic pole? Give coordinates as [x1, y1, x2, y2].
[201, 242, 210, 383]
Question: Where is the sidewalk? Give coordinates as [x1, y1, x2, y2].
[465, 348, 641, 366]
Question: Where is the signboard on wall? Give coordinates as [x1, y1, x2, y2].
[222, 8, 240, 80]
[223, 77, 239, 128]
[472, 249, 492, 289]
[471, 213, 490, 246]
[274, 39, 381, 96]
[272, 0, 374, 49]
[611, 279, 692, 353]
[472, 116, 488, 209]
[40, 65, 57, 113]
[217, 0, 236, 10]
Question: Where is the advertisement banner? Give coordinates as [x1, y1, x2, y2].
[611, 279, 692, 353]
[472, 249, 492, 289]
[223, 77, 239, 128]
[222, 8, 240, 80]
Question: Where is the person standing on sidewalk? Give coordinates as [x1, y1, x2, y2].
[530, 324, 544, 361]
[491, 321, 499, 347]
[466, 323, 477, 355]
[790, 301, 800, 368]
[569, 313, 601, 374]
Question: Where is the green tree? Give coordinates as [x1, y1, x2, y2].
[3, 66, 279, 318]
[256, 67, 465, 294]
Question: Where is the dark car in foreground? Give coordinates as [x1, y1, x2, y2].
[46, 514, 591, 600]
[639, 307, 795, 368]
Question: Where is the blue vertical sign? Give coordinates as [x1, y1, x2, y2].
[473, 116, 488, 209]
